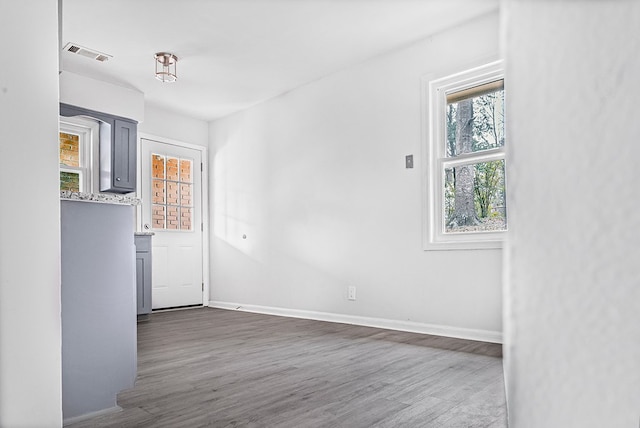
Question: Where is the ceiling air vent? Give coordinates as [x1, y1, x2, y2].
[63, 42, 112, 62]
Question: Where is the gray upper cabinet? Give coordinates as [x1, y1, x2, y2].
[103, 119, 137, 193]
[60, 103, 137, 194]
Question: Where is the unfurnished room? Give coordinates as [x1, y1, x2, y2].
[0, 1, 638, 428]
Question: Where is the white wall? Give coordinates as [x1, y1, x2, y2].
[139, 104, 209, 148]
[504, 1, 640, 427]
[60, 71, 144, 122]
[59, 74, 211, 149]
[0, 1, 62, 426]
[209, 12, 503, 341]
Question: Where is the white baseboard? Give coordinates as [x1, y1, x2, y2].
[209, 301, 502, 344]
[63, 406, 122, 426]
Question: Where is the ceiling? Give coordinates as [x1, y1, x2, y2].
[62, 0, 498, 122]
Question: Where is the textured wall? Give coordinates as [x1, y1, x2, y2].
[0, 1, 63, 426]
[209, 12, 504, 340]
[504, 1, 640, 427]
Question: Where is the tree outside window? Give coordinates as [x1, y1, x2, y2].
[424, 61, 506, 249]
[445, 81, 506, 233]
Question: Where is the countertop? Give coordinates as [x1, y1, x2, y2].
[60, 191, 141, 206]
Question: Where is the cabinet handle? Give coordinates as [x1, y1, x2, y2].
[116, 177, 121, 181]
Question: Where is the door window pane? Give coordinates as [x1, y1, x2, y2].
[152, 179, 165, 204]
[167, 181, 179, 206]
[152, 204, 166, 229]
[166, 206, 179, 230]
[180, 159, 192, 183]
[180, 183, 192, 206]
[151, 153, 194, 231]
[167, 157, 179, 181]
[180, 207, 192, 230]
[152, 154, 165, 179]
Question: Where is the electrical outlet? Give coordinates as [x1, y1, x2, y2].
[348, 286, 357, 301]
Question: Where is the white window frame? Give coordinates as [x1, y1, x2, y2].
[423, 60, 506, 250]
[59, 116, 99, 193]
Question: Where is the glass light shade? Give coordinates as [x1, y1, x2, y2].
[154, 52, 177, 83]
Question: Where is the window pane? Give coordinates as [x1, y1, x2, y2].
[167, 181, 179, 206]
[166, 206, 179, 230]
[446, 80, 504, 157]
[152, 179, 165, 204]
[59, 133, 80, 167]
[444, 159, 506, 233]
[152, 204, 166, 229]
[180, 207, 192, 231]
[180, 183, 192, 207]
[152, 154, 165, 179]
[180, 159, 192, 183]
[60, 171, 80, 192]
[167, 157, 179, 181]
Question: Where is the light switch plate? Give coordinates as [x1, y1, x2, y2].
[405, 154, 414, 169]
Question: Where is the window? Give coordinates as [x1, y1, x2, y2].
[424, 61, 506, 249]
[59, 117, 98, 193]
[150, 154, 193, 231]
[59, 131, 82, 191]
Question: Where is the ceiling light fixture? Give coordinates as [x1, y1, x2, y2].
[154, 52, 178, 83]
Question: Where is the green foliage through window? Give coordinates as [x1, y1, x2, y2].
[60, 171, 80, 192]
[444, 82, 506, 233]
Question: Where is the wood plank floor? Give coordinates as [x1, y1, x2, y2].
[66, 308, 507, 428]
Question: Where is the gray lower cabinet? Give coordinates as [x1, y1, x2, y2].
[135, 234, 153, 320]
[61, 200, 136, 421]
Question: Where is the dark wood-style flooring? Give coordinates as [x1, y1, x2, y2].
[66, 308, 507, 427]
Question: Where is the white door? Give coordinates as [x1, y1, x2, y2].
[141, 138, 203, 309]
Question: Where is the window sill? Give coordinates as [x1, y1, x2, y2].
[423, 233, 505, 251]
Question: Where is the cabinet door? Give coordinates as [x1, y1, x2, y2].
[136, 251, 152, 315]
[111, 119, 137, 193]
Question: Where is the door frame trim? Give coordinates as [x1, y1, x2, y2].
[136, 132, 210, 307]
